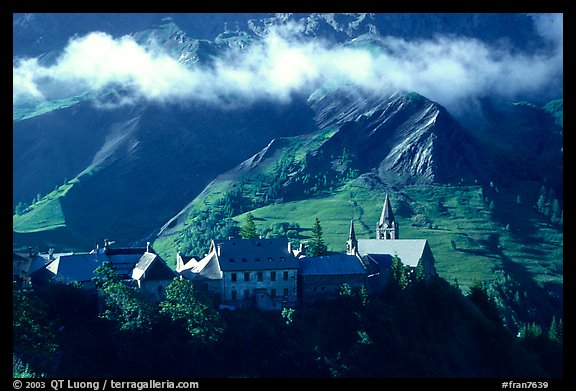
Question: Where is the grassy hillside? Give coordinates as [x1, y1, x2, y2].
[153, 172, 562, 336]
[231, 180, 562, 292]
[13, 180, 75, 233]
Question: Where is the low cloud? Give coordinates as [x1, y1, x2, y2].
[13, 13, 563, 115]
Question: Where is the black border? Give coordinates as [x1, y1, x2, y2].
[7, 1, 572, 388]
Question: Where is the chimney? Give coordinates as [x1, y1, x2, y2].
[217, 244, 221, 256]
[48, 248, 54, 261]
[176, 252, 183, 272]
[146, 242, 150, 253]
[288, 242, 293, 254]
[299, 243, 304, 253]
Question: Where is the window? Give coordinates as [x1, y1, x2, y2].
[255, 258, 260, 263]
[229, 258, 235, 263]
[231, 273, 237, 282]
[280, 257, 285, 261]
[231, 290, 237, 300]
[244, 290, 250, 299]
[242, 257, 248, 263]
[283, 271, 289, 281]
[270, 271, 276, 281]
[271, 288, 276, 297]
[257, 272, 263, 282]
[283, 288, 289, 297]
[268, 257, 273, 261]
[244, 272, 250, 282]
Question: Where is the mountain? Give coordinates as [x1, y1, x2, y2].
[13, 13, 563, 253]
[13, 13, 547, 58]
[156, 88, 489, 239]
[12, 12, 564, 380]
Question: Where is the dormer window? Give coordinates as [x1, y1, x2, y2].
[229, 258, 235, 263]
[242, 257, 248, 263]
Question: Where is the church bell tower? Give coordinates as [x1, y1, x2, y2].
[376, 193, 399, 240]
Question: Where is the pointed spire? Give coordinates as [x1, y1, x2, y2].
[376, 193, 399, 240]
[379, 193, 395, 227]
[347, 219, 358, 255]
[349, 219, 356, 242]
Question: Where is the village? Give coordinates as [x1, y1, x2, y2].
[13, 194, 437, 311]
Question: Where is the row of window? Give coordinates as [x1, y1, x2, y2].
[228, 257, 286, 263]
[230, 270, 290, 282]
[230, 288, 290, 300]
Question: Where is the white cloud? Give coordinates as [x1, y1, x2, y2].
[13, 14, 563, 115]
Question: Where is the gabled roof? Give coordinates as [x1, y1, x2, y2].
[106, 247, 148, 255]
[212, 238, 299, 271]
[107, 251, 146, 277]
[298, 255, 366, 276]
[13, 252, 66, 276]
[178, 254, 200, 272]
[357, 239, 429, 267]
[132, 252, 176, 281]
[46, 253, 107, 283]
[188, 252, 223, 280]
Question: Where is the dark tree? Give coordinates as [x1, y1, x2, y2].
[159, 277, 222, 344]
[307, 217, 328, 256]
[240, 212, 259, 239]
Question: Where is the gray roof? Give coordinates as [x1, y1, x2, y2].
[298, 255, 366, 276]
[357, 239, 428, 267]
[132, 252, 176, 281]
[46, 253, 107, 283]
[108, 253, 145, 277]
[362, 253, 393, 269]
[213, 238, 299, 271]
[189, 253, 223, 280]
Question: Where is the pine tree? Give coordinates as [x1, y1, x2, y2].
[307, 217, 328, 256]
[391, 255, 408, 289]
[240, 212, 259, 239]
[548, 316, 563, 344]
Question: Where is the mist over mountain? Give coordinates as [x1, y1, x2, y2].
[12, 13, 563, 251]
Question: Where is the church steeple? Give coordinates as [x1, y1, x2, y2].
[347, 219, 358, 255]
[376, 193, 399, 240]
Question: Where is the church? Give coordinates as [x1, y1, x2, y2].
[346, 193, 437, 293]
[177, 193, 437, 309]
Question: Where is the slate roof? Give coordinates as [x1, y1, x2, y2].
[214, 238, 299, 271]
[357, 239, 428, 267]
[107, 252, 146, 277]
[178, 254, 200, 272]
[46, 253, 107, 283]
[298, 255, 366, 276]
[13, 252, 64, 276]
[43, 245, 175, 285]
[188, 253, 223, 280]
[132, 252, 176, 281]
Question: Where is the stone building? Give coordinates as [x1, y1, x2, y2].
[298, 254, 366, 305]
[23, 241, 176, 302]
[182, 238, 299, 310]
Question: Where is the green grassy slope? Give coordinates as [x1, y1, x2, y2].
[253, 186, 556, 287]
